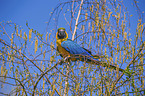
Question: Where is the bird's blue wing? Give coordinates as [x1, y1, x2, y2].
[61, 39, 94, 60]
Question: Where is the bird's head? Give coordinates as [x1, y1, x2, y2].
[56, 27, 68, 39]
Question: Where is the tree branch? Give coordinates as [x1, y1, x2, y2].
[72, 0, 84, 41]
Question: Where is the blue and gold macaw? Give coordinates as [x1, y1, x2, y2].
[56, 27, 124, 72]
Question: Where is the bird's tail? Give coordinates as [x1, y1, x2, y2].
[88, 57, 125, 72]
[69, 54, 125, 72]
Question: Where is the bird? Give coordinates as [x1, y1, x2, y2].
[56, 27, 125, 72]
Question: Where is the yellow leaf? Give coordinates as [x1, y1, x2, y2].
[124, 32, 127, 39]
[91, 5, 93, 12]
[108, 12, 112, 19]
[46, 32, 48, 42]
[117, 12, 120, 19]
[20, 29, 22, 38]
[92, 21, 94, 32]
[23, 32, 27, 40]
[35, 37, 38, 54]
[29, 29, 32, 41]
[117, 44, 119, 53]
[1, 66, 4, 75]
[49, 33, 51, 41]
[16, 28, 18, 36]
[4, 70, 8, 81]
[43, 50, 46, 59]
[85, 13, 88, 20]
[11, 33, 14, 44]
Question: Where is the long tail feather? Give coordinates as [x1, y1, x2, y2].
[89, 59, 125, 72]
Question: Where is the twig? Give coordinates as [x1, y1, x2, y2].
[72, 0, 84, 41]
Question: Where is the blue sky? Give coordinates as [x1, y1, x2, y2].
[0, 0, 58, 33]
[0, 0, 144, 34]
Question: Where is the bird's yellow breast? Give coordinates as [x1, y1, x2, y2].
[56, 39, 70, 58]
[56, 39, 77, 61]
[57, 43, 70, 58]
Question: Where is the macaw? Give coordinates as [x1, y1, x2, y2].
[56, 27, 124, 72]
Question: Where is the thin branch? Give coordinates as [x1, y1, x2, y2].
[0, 92, 9, 96]
[72, 0, 84, 41]
[0, 24, 11, 40]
